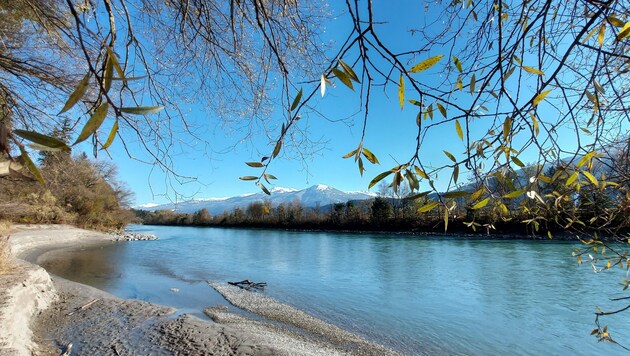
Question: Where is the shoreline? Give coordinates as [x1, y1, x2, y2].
[1, 224, 396, 355]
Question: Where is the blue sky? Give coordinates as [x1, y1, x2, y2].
[97, 1, 620, 206]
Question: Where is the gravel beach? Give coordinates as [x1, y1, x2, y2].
[1, 225, 398, 355]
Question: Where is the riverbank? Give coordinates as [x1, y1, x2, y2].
[0, 224, 395, 355]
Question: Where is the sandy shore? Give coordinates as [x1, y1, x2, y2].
[1, 225, 397, 355]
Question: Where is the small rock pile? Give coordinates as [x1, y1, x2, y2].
[111, 232, 158, 242]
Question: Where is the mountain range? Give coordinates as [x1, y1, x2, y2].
[137, 184, 378, 215]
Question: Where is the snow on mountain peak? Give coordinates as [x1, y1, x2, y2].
[271, 187, 299, 193]
[314, 184, 331, 191]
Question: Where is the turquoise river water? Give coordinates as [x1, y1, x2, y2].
[40, 225, 630, 355]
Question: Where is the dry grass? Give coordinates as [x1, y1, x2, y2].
[0, 220, 13, 272]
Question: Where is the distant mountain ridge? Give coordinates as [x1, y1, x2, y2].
[138, 184, 378, 215]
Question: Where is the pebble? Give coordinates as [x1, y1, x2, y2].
[109, 232, 158, 242]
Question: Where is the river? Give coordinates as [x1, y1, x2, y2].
[39, 225, 629, 355]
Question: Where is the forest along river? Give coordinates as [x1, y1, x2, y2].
[38, 225, 629, 355]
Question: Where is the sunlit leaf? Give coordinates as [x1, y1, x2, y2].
[369, 170, 392, 189]
[617, 21, 630, 40]
[452, 55, 463, 73]
[409, 99, 422, 107]
[409, 55, 443, 73]
[607, 16, 625, 27]
[531, 114, 540, 136]
[272, 140, 282, 158]
[101, 119, 118, 150]
[74, 103, 109, 145]
[263, 173, 278, 180]
[239, 176, 258, 181]
[246, 162, 264, 168]
[332, 68, 353, 90]
[59, 73, 89, 114]
[13, 130, 70, 151]
[18, 146, 44, 184]
[598, 23, 606, 46]
[417, 201, 439, 213]
[398, 74, 405, 110]
[455, 120, 463, 141]
[593, 79, 605, 95]
[342, 149, 358, 159]
[565, 171, 579, 186]
[444, 208, 449, 232]
[471, 197, 490, 209]
[533, 89, 551, 106]
[414, 166, 429, 179]
[290, 89, 303, 111]
[320, 74, 327, 97]
[405, 191, 431, 200]
[457, 75, 463, 91]
[512, 156, 525, 167]
[106, 46, 126, 81]
[582, 170, 599, 187]
[338, 59, 360, 83]
[503, 116, 512, 142]
[103, 54, 114, 92]
[362, 147, 380, 164]
[522, 66, 544, 75]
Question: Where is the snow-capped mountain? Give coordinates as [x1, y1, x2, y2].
[140, 184, 377, 215]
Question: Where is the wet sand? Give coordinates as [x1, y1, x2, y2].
[3, 225, 398, 355]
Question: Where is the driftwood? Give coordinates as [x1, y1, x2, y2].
[67, 298, 99, 316]
[228, 280, 267, 291]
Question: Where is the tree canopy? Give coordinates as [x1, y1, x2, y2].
[0, 0, 629, 346]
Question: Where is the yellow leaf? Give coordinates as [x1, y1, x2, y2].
[74, 103, 109, 145]
[453, 55, 463, 72]
[503, 116, 512, 142]
[607, 16, 624, 27]
[415, 166, 429, 179]
[471, 198, 490, 210]
[101, 119, 118, 150]
[533, 90, 551, 106]
[455, 120, 463, 141]
[522, 66, 544, 75]
[504, 190, 525, 199]
[409, 55, 444, 73]
[616, 21, 630, 40]
[398, 74, 405, 110]
[342, 149, 358, 159]
[582, 170, 599, 187]
[417, 201, 439, 213]
[362, 147, 380, 164]
[598, 23, 606, 46]
[443, 150, 456, 162]
[457, 76, 463, 91]
[565, 171, 579, 186]
[444, 208, 449, 232]
[59, 73, 90, 114]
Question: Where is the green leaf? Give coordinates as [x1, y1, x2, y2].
[18, 146, 44, 184]
[408, 99, 422, 107]
[417, 201, 439, 213]
[13, 130, 70, 151]
[452, 55, 463, 72]
[358, 157, 365, 176]
[246, 161, 265, 168]
[368, 170, 392, 189]
[503, 190, 525, 199]
[272, 140, 282, 158]
[263, 173, 278, 180]
[443, 191, 471, 199]
[533, 89, 551, 106]
[59, 73, 89, 114]
[342, 149, 358, 159]
[469, 73, 476, 94]
[290, 89, 303, 111]
[398, 74, 405, 110]
[607, 16, 625, 27]
[405, 191, 431, 200]
[443, 150, 456, 162]
[74, 103, 109, 145]
[512, 156, 525, 167]
[577, 151, 596, 168]
[471, 197, 490, 209]
[502, 67, 515, 82]
[338, 59, 360, 83]
[455, 120, 463, 140]
[101, 119, 118, 150]
[437, 102, 447, 118]
[522, 66, 544, 75]
[444, 208, 449, 232]
[332, 68, 353, 90]
[257, 182, 271, 195]
[239, 176, 258, 181]
[409, 55, 443, 73]
[120, 106, 164, 115]
[104, 54, 114, 92]
[362, 147, 380, 164]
